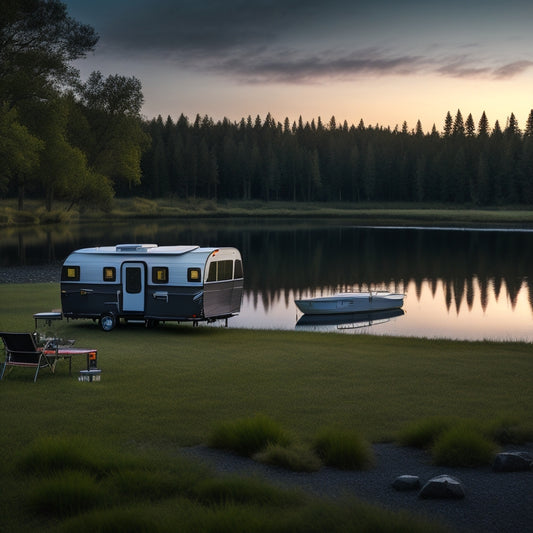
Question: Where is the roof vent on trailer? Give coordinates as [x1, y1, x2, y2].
[115, 244, 158, 253]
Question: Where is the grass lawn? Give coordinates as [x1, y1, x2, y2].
[1, 282, 532, 532]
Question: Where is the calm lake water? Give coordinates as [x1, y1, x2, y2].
[2, 219, 533, 342]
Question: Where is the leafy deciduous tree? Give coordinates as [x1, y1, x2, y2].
[0, 103, 43, 204]
[76, 71, 149, 192]
[0, 0, 98, 105]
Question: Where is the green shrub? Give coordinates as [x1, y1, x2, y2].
[208, 414, 292, 457]
[107, 454, 212, 502]
[313, 428, 374, 470]
[299, 498, 451, 533]
[253, 442, 322, 472]
[193, 475, 304, 507]
[58, 507, 164, 533]
[485, 416, 533, 445]
[397, 416, 459, 448]
[38, 209, 70, 225]
[132, 197, 158, 214]
[16, 435, 136, 477]
[106, 468, 185, 501]
[12, 210, 39, 225]
[0, 210, 14, 226]
[27, 470, 109, 517]
[202, 199, 218, 211]
[431, 425, 498, 467]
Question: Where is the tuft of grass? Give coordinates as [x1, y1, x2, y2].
[397, 416, 460, 448]
[484, 415, 533, 445]
[308, 497, 452, 533]
[431, 424, 499, 467]
[16, 435, 135, 477]
[193, 475, 305, 507]
[253, 442, 322, 472]
[106, 468, 188, 502]
[103, 453, 210, 502]
[11, 431, 451, 533]
[58, 506, 166, 533]
[313, 428, 374, 470]
[208, 414, 292, 457]
[27, 470, 110, 517]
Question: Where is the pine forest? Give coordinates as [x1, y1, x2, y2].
[139, 110, 533, 206]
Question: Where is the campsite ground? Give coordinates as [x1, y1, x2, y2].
[0, 281, 532, 532]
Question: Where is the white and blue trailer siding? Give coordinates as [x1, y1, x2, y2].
[60, 244, 243, 330]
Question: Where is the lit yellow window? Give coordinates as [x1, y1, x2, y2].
[61, 265, 80, 281]
[188, 267, 201, 282]
[152, 267, 168, 284]
[103, 267, 116, 282]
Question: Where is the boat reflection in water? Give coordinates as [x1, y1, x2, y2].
[295, 308, 405, 333]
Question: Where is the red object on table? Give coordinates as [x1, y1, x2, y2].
[42, 347, 97, 375]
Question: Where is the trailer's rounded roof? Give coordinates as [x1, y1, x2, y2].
[73, 244, 201, 255]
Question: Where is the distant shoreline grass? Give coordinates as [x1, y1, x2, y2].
[2, 197, 533, 228]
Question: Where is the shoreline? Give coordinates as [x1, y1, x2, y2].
[3, 200, 533, 229]
[0, 264, 62, 284]
[2, 267, 533, 345]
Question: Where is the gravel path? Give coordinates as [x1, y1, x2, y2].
[179, 443, 533, 533]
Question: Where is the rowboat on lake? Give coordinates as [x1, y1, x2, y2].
[295, 308, 405, 332]
[294, 291, 404, 315]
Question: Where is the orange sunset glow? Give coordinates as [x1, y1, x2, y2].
[64, 0, 533, 133]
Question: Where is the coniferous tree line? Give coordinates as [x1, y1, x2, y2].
[3, 2, 533, 211]
[140, 109, 533, 206]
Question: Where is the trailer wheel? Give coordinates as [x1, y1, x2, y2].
[99, 313, 117, 331]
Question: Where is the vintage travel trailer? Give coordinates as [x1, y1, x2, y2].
[60, 244, 244, 331]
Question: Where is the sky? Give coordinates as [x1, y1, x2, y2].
[64, 0, 533, 133]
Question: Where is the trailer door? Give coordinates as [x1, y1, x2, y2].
[121, 262, 145, 312]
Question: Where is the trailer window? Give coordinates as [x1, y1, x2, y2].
[207, 262, 217, 282]
[234, 260, 243, 279]
[125, 267, 142, 294]
[103, 267, 116, 282]
[61, 265, 80, 281]
[206, 260, 233, 282]
[188, 267, 201, 282]
[218, 260, 233, 280]
[152, 267, 168, 284]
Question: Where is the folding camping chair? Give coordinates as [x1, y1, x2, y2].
[0, 332, 52, 382]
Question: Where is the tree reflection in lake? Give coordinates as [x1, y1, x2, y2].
[1, 220, 533, 340]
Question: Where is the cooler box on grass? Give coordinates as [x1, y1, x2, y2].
[79, 369, 102, 382]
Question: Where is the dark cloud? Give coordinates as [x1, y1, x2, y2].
[176, 47, 533, 84]
[84, 0, 533, 83]
[436, 56, 533, 80]
[195, 49, 429, 83]
[493, 60, 533, 79]
[436, 58, 493, 79]
[106, 0, 334, 52]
